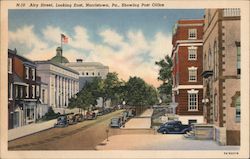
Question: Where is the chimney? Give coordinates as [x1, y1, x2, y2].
[76, 59, 83, 63]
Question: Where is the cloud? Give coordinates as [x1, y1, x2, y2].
[42, 25, 64, 44]
[99, 29, 125, 48]
[9, 25, 48, 51]
[9, 25, 172, 87]
[69, 26, 95, 50]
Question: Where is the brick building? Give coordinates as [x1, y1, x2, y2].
[202, 9, 240, 145]
[8, 49, 41, 129]
[171, 19, 204, 125]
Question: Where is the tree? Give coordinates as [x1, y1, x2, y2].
[124, 76, 158, 115]
[68, 81, 98, 113]
[99, 72, 121, 108]
[155, 55, 173, 103]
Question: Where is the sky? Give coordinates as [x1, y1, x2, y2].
[8, 9, 204, 87]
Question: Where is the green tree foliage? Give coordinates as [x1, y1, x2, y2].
[155, 55, 173, 103]
[68, 81, 98, 113]
[125, 76, 158, 107]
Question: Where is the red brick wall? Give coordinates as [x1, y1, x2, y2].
[176, 89, 203, 115]
[13, 57, 24, 79]
[177, 46, 203, 85]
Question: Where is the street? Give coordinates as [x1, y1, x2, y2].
[9, 110, 143, 150]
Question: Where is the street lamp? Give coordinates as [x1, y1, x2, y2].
[122, 100, 126, 109]
[106, 128, 109, 142]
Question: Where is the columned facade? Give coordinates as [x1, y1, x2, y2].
[36, 61, 79, 114]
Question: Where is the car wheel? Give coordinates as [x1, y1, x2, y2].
[163, 130, 167, 134]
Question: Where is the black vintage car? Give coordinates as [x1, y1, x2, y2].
[157, 121, 192, 134]
[54, 115, 68, 128]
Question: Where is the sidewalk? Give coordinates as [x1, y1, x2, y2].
[95, 134, 240, 150]
[123, 109, 153, 129]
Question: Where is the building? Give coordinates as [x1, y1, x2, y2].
[171, 19, 204, 125]
[36, 76, 49, 119]
[65, 59, 109, 90]
[8, 49, 41, 129]
[35, 60, 79, 114]
[65, 59, 110, 108]
[202, 8, 240, 145]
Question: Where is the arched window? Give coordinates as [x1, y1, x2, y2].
[235, 96, 240, 122]
[214, 40, 218, 79]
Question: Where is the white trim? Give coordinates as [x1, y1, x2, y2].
[14, 82, 28, 86]
[175, 40, 203, 44]
[8, 58, 12, 74]
[187, 89, 199, 94]
[188, 66, 198, 70]
[172, 85, 203, 90]
[9, 83, 13, 100]
[178, 23, 203, 27]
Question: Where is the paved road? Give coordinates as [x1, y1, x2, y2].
[9, 110, 153, 150]
[9, 110, 123, 150]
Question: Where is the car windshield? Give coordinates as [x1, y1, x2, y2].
[111, 118, 119, 121]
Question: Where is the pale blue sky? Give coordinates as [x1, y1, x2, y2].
[8, 9, 204, 86]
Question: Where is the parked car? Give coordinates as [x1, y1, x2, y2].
[85, 111, 97, 120]
[110, 117, 122, 128]
[54, 115, 68, 128]
[74, 113, 84, 122]
[67, 113, 77, 125]
[122, 111, 129, 121]
[157, 121, 192, 134]
[127, 109, 135, 117]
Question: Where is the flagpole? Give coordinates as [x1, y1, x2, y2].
[61, 34, 63, 63]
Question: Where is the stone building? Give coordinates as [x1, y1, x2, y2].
[171, 19, 204, 125]
[65, 59, 110, 108]
[65, 59, 109, 90]
[35, 60, 79, 114]
[202, 8, 240, 145]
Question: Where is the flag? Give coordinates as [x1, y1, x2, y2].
[61, 34, 68, 44]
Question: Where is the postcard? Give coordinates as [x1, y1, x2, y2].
[0, 0, 249, 158]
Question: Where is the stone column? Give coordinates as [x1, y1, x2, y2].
[65, 78, 68, 107]
[56, 75, 59, 108]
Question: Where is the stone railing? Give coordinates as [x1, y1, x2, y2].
[223, 8, 240, 17]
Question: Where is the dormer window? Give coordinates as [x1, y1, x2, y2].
[25, 67, 29, 79]
[8, 58, 12, 74]
[32, 68, 35, 81]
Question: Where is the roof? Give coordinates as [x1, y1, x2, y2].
[35, 60, 79, 75]
[8, 49, 36, 67]
[13, 73, 24, 83]
[50, 55, 69, 63]
[65, 62, 109, 69]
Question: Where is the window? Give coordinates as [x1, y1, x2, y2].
[188, 67, 197, 82]
[92, 72, 95, 76]
[26, 85, 29, 98]
[188, 89, 198, 111]
[8, 83, 13, 100]
[32, 85, 35, 98]
[42, 89, 45, 103]
[235, 96, 240, 122]
[25, 67, 29, 79]
[86, 72, 89, 76]
[36, 85, 40, 97]
[8, 58, 12, 74]
[98, 72, 100, 76]
[188, 29, 197, 39]
[188, 47, 197, 60]
[32, 68, 35, 80]
[236, 42, 241, 75]
[214, 93, 218, 120]
[15, 86, 18, 98]
[20, 87, 23, 98]
[214, 41, 218, 79]
[82, 72, 84, 75]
